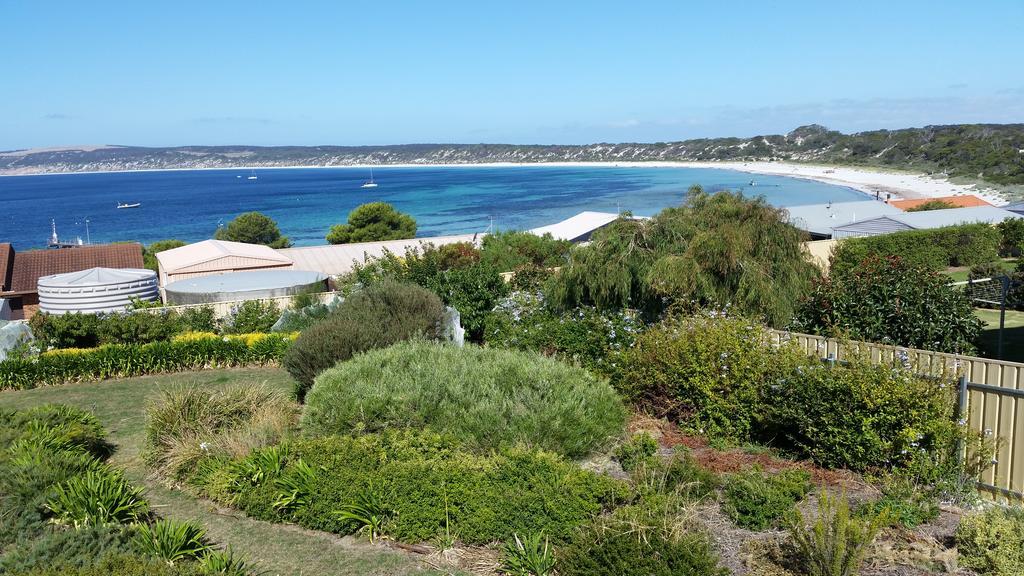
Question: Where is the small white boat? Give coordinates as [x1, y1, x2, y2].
[117, 202, 141, 209]
[360, 167, 378, 188]
[247, 170, 258, 180]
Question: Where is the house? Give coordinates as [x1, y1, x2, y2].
[155, 239, 294, 286]
[831, 206, 1023, 239]
[0, 242, 144, 320]
[278, 234, 478, 278]
[529, 211, 633, 242]
[785, 201, 904, 239]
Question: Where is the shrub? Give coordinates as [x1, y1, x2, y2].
[282, 281, 445, 401]
[214, 212, 290, 248]
[614, 432, 658, 472]
[631, 451, 720, 501]
[302, 341, 626, 458]
[792, 255, 983, 354]
[766, 355, 961, 476]
[788, 490, 888, 576]
[501, 532, 556, 576]
[905, 199, 957, 212]
[0, 332, 295, 390]
[615, 312, 802, 440]
[955, 506, 1024, 576]
[326, 202, 416, 244]
[144, 384, 297, 481]
[558, 495, 728, 576]
[485, 291, 643, 375]
[46, 468, 149, 527]
[480, 230, 571, 271]
[206, 431, 624, 545]
[998, 217, 1024, 256]
[549, 187, 818, 326]
[829, 223, 1001, 274]
[857, 478, 939, 529]
[224, 300, 279, 335]
[6, 553, 205, 576]
[721, 467, 812, 530]
[29, 307, 219, 350]
[132, 519, 210, 565]
[198, 549, 254, 576]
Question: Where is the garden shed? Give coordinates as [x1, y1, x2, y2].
[155, 239, 294, 286]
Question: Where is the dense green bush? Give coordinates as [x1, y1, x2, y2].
[549, 188, 819, 326]
[282, 281, 445, 401]
[998, 218, 1024, 256]
[29, 307, 218, 350]
[721, 467, 812, 530]
[303, 341, 626, 458]
[766, 355, 960, 476]
[484, 291, 642, 374]
[0, 333, 294, 390]
[223, 300, 279, 334]
[558, 495, 728, 576]
[615, 312, 802, 439]
[614, 432, 658, 472]
[829, 223, 1001, 274]
[480, 230, 571, 271]
[8, 553, 206, 576]
[792, 255, 983, 354]
[326, 202, 416, 244]
[199, 431, 625, 545]
[955, 506, 1024, 576]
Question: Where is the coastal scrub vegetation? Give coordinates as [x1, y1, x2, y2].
[479, 230, 572, 271]
[302, 340, 626, 458]
[549, 186, 819, 326]
[282, 281, 445, 401]
[214, 211, 291, 248]
[142, 239, 186, 271]
[325, 202, 416, 244]
[829, 223, 1001, 274]
[904, 199, 957, 212]
[792, 255, 983, 353]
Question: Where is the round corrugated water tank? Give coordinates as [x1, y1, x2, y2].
[163, 270, 328, 305]
[37, 268, 160, 314]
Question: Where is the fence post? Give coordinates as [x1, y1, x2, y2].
[957, 374, 969, 466]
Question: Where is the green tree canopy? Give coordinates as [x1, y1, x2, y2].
[326, 202, 416, 244]
[214, 212, 291, 248]
[905, 199, 957, 212]
[548, 186, 819, 326]
[791, 255, 983, 353]
[142, 239, 186, 271]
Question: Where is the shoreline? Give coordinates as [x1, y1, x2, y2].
[0, 161, 1006, 205]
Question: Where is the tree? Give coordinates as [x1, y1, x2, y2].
[326, 202, 416, 244]
[214, 212, 291, 248]
[549, 186, 820, 326]
[791, 255, 983, 353]
[905, 199, 957, 212]
[142, 239, 186, 271]
[998, 218, 1024, 257]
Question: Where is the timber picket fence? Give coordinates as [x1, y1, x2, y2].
[768, 329, 1024, 502]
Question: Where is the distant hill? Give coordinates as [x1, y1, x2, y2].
[3, 124, 1023, 185]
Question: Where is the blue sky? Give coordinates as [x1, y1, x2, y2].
[2, 0, 1021, 149]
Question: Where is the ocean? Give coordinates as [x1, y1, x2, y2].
[0, 165, 868, 250]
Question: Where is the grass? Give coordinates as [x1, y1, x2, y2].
[975, 307, 1024, 363]
[0, 367, 457, 576]
[943, 258, 1017, 282]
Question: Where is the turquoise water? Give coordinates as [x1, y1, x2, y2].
[0, 166, 867, 249]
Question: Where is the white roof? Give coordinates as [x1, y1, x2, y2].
[38, 267, 156, 288]
[156, 239, 293, 273]
[529, 211, 623, 242]
[278, 234, 479, 276]
[785, 201, 903, 237]
[835, 206, 1022, 236]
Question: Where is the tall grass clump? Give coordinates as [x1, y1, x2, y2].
[144, 383, 297, 482]
[283, 280, 445, 401]
[788, 490, 888, 576]
[302, 341, 626, 458]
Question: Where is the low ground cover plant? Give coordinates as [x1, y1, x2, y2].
[144, 383, 298, 482]
[721, 467, 812, 530]
[955, 505, 1024, 576]
[302, 341, 626, 459]
[194, 430, 626, 545]
[614, 432, 658, 472]
[282, 281, 445, 401]
[0, 332, 295, 390]
[0, 404, 252, 575]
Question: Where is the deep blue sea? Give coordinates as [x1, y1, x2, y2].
[0, 166, 868, 250]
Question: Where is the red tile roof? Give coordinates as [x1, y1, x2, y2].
[0, 243, 12, 292]
[3, 243, 144, 295]
[889, 195, 992, 210]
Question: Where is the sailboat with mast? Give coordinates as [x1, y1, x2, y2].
[361, 167, 378, 188]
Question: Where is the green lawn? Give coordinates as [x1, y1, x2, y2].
[0, 368, 454, 576]
[944, 258, 1018, 282]
[975, 308, 1024, 363]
